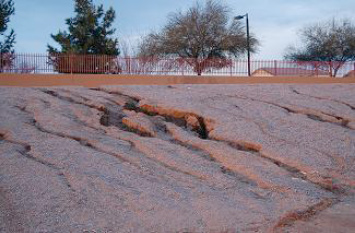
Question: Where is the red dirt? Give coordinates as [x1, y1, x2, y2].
[1, 73, 355, 87]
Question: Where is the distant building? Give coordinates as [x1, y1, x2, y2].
[343, 70, 355, 78]
[251, 67, 329, 77]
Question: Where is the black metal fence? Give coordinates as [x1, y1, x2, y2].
[1, 53, 354, 77]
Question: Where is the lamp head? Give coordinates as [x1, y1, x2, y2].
[234, 15, 245, 20]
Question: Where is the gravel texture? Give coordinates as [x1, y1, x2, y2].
[0, 84, 354, 232]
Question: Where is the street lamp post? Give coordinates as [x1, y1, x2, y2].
[235, 13, 251, 77]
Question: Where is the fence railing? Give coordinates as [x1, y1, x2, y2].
[0, 53, 354, 77]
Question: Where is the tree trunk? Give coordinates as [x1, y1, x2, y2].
[195, 61, 202, 76]
[332, 61, 345, 78]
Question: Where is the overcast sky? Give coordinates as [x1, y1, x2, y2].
[10, 0, 355, 59]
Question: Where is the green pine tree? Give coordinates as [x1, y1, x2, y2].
[0, 0, 15, 72]
[48, 0, 120, 73]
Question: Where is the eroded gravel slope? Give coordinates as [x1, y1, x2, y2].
[0, 84, 354, 232]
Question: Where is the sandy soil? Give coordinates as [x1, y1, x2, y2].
[0, 84, 354, 232]
[1, 73, 355, 87]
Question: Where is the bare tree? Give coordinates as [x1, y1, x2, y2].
[139, 0, 258, 75]
[119, 39, 133, 74]
[285, 19, 355, 77]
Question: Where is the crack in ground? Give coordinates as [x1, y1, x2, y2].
[40, 89, 106, 112]
[39, 89, 352, 194]
[50, 88, 348, 194]
[104, 104, 246, 183]
[223, 94, 353, 130]
[220, 166, 258, 186]
[39, 88, 214, 181]
[97, 93, 209, 139]
[168, 137, 258, 187]
[214, 137, 348, 194]
[11, 98, 141, 170]
[128, 102, 348, 194]
[40, 88, 154, 137]
[28, 102, 209, 182]
[306, 113, 351, 129]
[291, 88, 355, 111]
[0, 132, 74, 192]
[107, 102, 287, 189]
[99, 104, 154, 137]
[89, 88, 141, 103]
[204, 102, 345, 170]
[33, 121, 138, 168]
[272, 198, 338, 232]
[136, 105, 209, 140]
[88, 90, 261, 187]
[15, 101, 105, 134]
[130, 140, 208, 181]
[87, 90, 346, 194]
[89, 88, 210, 139]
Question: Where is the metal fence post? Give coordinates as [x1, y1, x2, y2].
[230, 60, 232, 76]
[181, 60, 184, 76]
[34, 53, 37, 74]
[0, 53, 2, 73]
[70, 54, 73, 74]
[128, 57, 131, 74]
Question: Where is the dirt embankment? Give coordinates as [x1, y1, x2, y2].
[1, 73, 355, 87]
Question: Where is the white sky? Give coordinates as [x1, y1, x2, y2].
[10, 0, 355, 59]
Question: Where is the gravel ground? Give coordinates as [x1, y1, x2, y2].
[0, 84, 354, 232]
